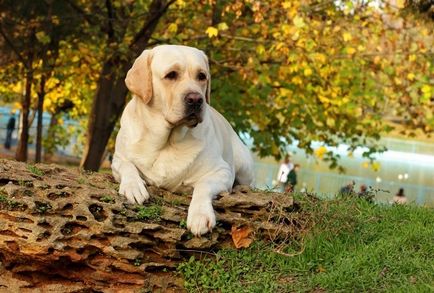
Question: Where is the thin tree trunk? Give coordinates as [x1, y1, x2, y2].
[43, 113, 58, 162]
[35, 74, 46, 163]
[15, 67, 33, 162]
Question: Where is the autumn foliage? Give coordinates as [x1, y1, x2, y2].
[0, 0, 432, 168]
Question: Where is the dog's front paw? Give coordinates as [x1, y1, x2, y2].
[187, 202, 216, 236]
[119, 178, 149, 204]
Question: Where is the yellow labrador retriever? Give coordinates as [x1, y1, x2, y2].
[112, 45, 255, 235]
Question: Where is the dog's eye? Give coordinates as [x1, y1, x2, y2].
[197, 72, 207, 81]
[165, 71, 178, 80]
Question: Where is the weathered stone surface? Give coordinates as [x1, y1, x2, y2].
[0, 159, 294, 292]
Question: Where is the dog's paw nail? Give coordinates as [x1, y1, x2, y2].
[187, 208, 216, 236]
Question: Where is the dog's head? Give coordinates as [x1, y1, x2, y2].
[125, 45, 210, 128]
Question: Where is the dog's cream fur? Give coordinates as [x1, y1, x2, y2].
[112, 45, 254, 235]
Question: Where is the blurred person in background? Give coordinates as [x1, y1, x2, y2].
[276, 154, 293, 192]
[392, 188, 407, 205]
[286, 164, 301, 193]
[4, 113, 16, 149]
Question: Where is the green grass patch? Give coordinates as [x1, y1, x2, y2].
[99, 195, 115, 203]
[34, 201, 52, 214]
[26, 164, 44, 176]
[179, 219, 187, 229]
[178, 195, 434, 292]
[136, 204, 162, 221]
[0, 192, 24, 210]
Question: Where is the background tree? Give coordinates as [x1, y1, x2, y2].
[159, 0, 433, 170]
[0, 1, 37, 161]
[72, 0, 175, 171]
[1, 0, 432, 171]
[0, 0, 81, 162]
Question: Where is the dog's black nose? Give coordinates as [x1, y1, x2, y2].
[184, 92, 204, 107]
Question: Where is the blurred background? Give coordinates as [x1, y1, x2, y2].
[0, 0, 433, 205]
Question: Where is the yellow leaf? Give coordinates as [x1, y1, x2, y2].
[318, 95, 331, 104]
[282, 1, 292, 9]
[342, 32, 352, 42]
[372, 162, 381, 172]
[256, 44, 265, 55]
[205, 26, 218, 38]
[314, 53, 326, 64]
[326, 117, 335, 127]
[293, 16, 305, 28]
[281, 24, 291, 35]
[279, 88, 292, 97]
[315, 146, 327, 159]
[291, 76, 302, 85]
[176, 0, 186, 8]
[396, 0, 405, 8]
[407, 73, 415, 81]
[217, 22, 229, 31]
[303, 67, 312, 76]
[168, 23, 178, 33]
[409, 54, 416, 62]
[346, 47, 356, 55]
[421, 84, 431, 94]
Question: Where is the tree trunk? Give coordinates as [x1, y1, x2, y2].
[0, 159, 298, 292]
[80, 0, 175, 171]
[15, 67, 33, 162]
[43, 113, 59, 161]
[35, 74, 46, 163]
[80, 60, 129, 171]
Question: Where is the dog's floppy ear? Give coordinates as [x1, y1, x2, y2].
[125, 49, 153, 104]
[200, 50, 211, 104]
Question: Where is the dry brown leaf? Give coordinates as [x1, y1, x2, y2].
[231, 225, 254, 249]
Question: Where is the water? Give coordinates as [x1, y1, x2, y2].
[254, 138, 434, 206]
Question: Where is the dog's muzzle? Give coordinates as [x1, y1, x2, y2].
[184, 92, 203, 113]
[183, 92, 204, 127]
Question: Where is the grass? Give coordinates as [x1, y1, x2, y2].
[178, 194, 434, 292]
[99, 195, 115, 203]
[136, 204, 162, 221]
[34, 201, 52, 214]
[26, 164, 44, 176]
[0, 192, 24, 210]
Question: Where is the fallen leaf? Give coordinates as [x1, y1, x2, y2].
[317, 265, 326, 273]
[231, 225, 253, 249]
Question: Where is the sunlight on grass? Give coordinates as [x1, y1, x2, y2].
[178, 195, 434, 292]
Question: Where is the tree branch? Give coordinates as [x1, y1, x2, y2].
[105, 0, 115, 42]
[0, 24, 27, 67]
[64, 0, 98, 26]
[130, 0, 176, 53]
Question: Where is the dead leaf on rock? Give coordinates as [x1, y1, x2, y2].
[231, 225, 253, 249]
